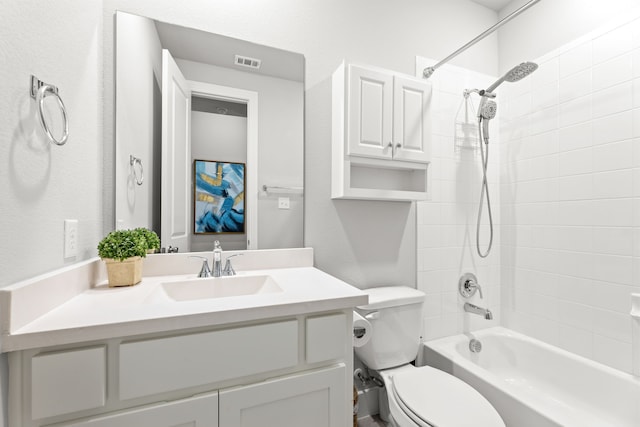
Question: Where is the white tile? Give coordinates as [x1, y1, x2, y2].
[556, 276, 594, 306]
[592, 53, 633, 92]
[592, 139, 633, 172]
[529, 105, 558, 135]
[556, 201, 593, 227]
[531, 57, 559, 88]
[592, 82, 633, 119]
[592, 308, 633, 342]
[633, 48, 640, 78]
[559, 41, 592, 78]
[590, 198, 634, 227]
[592, 254, 633, 285]
[559, 94, 591, 128]
[592, 226, 634, 256]
[592, 110, 633, 146]
[558, 324, 593, 359]
[527, 130, 559, 158]
[592, 169, 633, 199]
[593, 25, 634, 65]
[590, 280, 634, 312]
[634, 78, 640, 107]
[559, 121, 592, 152]
[555, 226, 593, 252]
[593, 334, 632, 373]
[555, 251, 594, 278]
[558, 147, 592, 176]
[635, 228, 640, 257]
[559, 69, 591, 104]
[557, 175, 593, 201]
[532, 81, 558, 111]
[557, 300, 594, 330]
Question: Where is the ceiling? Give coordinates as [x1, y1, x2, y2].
[469, 0, 515, 12]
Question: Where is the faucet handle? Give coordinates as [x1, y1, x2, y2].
[190, 255, 212, 278]
[222, 254, 243, 276]
[459, 272, 483, 299]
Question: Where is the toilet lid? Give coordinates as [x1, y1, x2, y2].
[392, 366, 504, 427]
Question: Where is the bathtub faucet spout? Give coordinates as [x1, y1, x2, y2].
[464, 302, 493, 320]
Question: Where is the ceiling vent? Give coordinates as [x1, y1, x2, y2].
[234, 55, 261, 69]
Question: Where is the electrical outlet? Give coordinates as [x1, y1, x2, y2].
[278, 197, 290, 210]
[64, 219, 78, 258]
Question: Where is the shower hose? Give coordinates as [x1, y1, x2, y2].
[476, 117, 493, 258]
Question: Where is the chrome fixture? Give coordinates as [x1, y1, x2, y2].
[422, 0, 542, 79]
[469, 338, 483, 353]
[190, 256, 212, 278]
[213, 240, 223, 277]
[466, 61, 538, 258]
[222, 253, 243, 276]
[464, 303, 493, 320]
[130, 155, 144, 186]
[30, 75, 69, 146]
[459, 273, 483, 299]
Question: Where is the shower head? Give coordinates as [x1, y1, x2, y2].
[485, 61, 538, 94]
[480, 100, 497, 120]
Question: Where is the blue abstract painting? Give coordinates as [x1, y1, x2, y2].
[194, 160, 245, 234]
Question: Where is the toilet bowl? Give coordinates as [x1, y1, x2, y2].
[355, 286, 504, 427]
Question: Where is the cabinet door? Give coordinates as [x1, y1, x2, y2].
[219, 364, 346, 427]
[392, 75, 432, 163]
[347, 65, 393, 159]
[56, 392, 218, 427]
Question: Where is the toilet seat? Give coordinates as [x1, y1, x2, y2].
[391, 366, 504, 427]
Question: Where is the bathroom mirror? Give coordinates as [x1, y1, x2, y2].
[114, 11, 305, 252]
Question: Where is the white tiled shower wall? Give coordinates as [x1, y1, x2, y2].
[500, 13, 640, 374]
[415, 57, 502, 340]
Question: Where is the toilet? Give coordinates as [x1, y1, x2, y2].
[355, 286, 505, 427]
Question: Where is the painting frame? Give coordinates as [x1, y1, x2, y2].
[193, 159, 246, 235]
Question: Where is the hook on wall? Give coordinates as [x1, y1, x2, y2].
[30, 75, 69, 146]
[130, 155, 144, 185]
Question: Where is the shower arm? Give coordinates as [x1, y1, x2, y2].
[422, 0, 541, 79]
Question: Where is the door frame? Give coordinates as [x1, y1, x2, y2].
[188, 80, 259, 250]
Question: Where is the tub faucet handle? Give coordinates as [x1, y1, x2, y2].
[459, 272, 483, 299]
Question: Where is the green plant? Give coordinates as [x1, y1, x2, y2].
[133, 227, 160, 251]
[97, 229, 148, 261]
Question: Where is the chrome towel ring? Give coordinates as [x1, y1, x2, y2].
[130, 155, 144, 185]
[30, 75, 69, 146]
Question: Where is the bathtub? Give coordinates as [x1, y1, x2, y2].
[422, 327, 640, 427]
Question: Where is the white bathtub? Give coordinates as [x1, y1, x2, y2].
[422, 327, 640, 427]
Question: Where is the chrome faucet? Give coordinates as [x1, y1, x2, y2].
[464, 303, 493, 320]
[213, 240, 223, 277]
[222, 253, 243, 276]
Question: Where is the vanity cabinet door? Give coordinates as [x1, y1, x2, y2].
[53, 392, 218, 427]
[219, 364, 346, 427]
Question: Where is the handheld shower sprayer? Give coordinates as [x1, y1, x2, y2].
[465, 61, 538, 259]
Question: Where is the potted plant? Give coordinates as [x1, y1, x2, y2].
[133, 227, 160, 254]
[97, 229, 149, 287]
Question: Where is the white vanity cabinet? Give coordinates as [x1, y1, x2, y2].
[332, 61, 432, 201]
[8, 312, 351, 427]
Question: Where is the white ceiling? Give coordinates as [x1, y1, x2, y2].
[469, 0, 515, 12]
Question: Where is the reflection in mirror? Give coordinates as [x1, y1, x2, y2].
[114, 11, 304, 252]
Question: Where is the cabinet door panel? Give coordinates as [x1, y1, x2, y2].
[347, 65, 393, 159]
[52, 392, 218, 427]
[220, 364, 346, 427]
[393, 75, 432, 163]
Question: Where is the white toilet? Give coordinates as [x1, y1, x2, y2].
[355, 286, 505, 427]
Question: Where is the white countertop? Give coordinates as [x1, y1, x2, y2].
[0, 249, 367, 352]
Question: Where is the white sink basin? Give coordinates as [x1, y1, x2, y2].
[160, 275, 283, 302]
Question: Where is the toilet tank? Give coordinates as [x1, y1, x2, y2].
[354, 286, 425, 370]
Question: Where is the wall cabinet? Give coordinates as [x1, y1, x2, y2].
[9, 312, 351, 427]
[333, 61, 432, 201]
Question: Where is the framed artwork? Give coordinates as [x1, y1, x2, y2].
[194, 159, 245, 234]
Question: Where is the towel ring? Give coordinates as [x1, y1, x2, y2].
[130, 155, 144, 185]
[30, 75, 69, 146]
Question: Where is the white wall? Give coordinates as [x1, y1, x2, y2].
[500, 11, 640, 374]
[0, 0, 104, 289]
